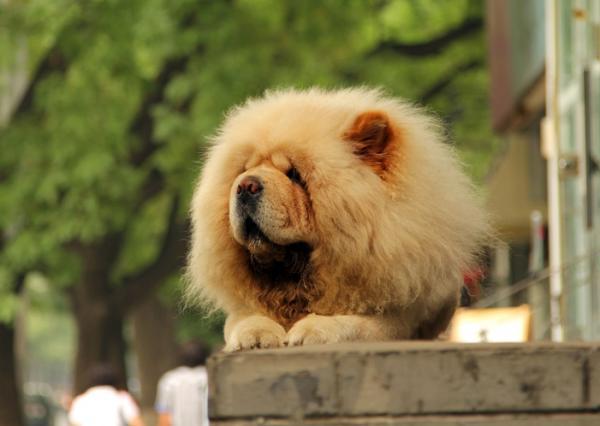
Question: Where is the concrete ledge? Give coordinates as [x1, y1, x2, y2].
[208, 342, 600, 424]
[211, 413, 600, 426]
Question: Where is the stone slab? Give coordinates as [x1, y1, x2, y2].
[338, 345, 588, 415]
[212, 413, 600, 426]
[587, 344, 600, 408]
[208, 341, 600, 420]
[209, 351, 338, 418]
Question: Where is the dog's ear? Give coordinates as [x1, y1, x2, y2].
[343, 111, 397, 175]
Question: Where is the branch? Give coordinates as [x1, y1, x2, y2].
[114, 12, 202, 260]
[11, 47, 67, 118]
[117, 198, 188, 312]
[419, 58, 483, 104]
[128, 55, 192, 167]
[367, 16, 483, 58]
[127, 5, 204, 168]
[13, 273, 26, 295]
[114, 52, 196, 263]
[137, 168, 166, 208]
[7, 17, 86, 121]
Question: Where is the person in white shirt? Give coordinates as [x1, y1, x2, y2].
[69, 364, 144, 426]
[155, 341, 210, 426]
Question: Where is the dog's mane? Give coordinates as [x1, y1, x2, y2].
[246, 243, 320, 328]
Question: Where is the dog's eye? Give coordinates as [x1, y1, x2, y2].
[286, 167, 304, 186]
[286, 167, 301, 181]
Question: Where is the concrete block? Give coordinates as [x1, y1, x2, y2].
[338, 343, 591, 415]
[209, 351, 337, 419]
[208, 341, 600, 422]
[211, 413, 600, 426]
[587, 344, 600, 408]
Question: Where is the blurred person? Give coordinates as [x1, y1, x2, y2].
[155, 341, 210, 426]
[68, 364, 144, 426]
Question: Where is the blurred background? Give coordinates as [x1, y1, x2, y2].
[1, 0, 599, 425]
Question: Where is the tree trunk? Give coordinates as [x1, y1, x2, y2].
[72, 294, 127, 394]
[132, 295, 178, 422]
[69, 213, 186, 394]
[68, 204, 186, 395]
[0, 321, 24, 426]
[71, 242, 128, 394]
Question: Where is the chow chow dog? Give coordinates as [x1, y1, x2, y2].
[187, 88, 488, 351]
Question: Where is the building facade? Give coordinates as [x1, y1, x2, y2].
[486, 0, 600, 340]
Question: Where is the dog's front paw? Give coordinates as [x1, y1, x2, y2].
[225, 315, 286, 351]
[286, 314, 343, 346]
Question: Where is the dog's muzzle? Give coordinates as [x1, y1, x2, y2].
[236, 175, 263, 212]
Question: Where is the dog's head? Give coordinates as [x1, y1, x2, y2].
[225, 97, 402, 285]
[188, 88, 488, 320]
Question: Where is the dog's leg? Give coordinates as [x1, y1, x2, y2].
[286, 313, 407, 346]
[224, 314, 286, 351]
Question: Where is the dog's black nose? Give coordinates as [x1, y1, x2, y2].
[237, 176, 263, 202]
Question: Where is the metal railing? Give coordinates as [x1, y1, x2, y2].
[473, 247, 600, 341]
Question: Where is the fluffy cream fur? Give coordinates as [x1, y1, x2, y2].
[187, 87, 489, 351]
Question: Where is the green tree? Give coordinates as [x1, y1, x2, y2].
[2, 0, 194, 396]
[1, 0, 496, 420]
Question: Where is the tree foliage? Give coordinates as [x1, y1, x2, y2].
[0, 0, 497, 397]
